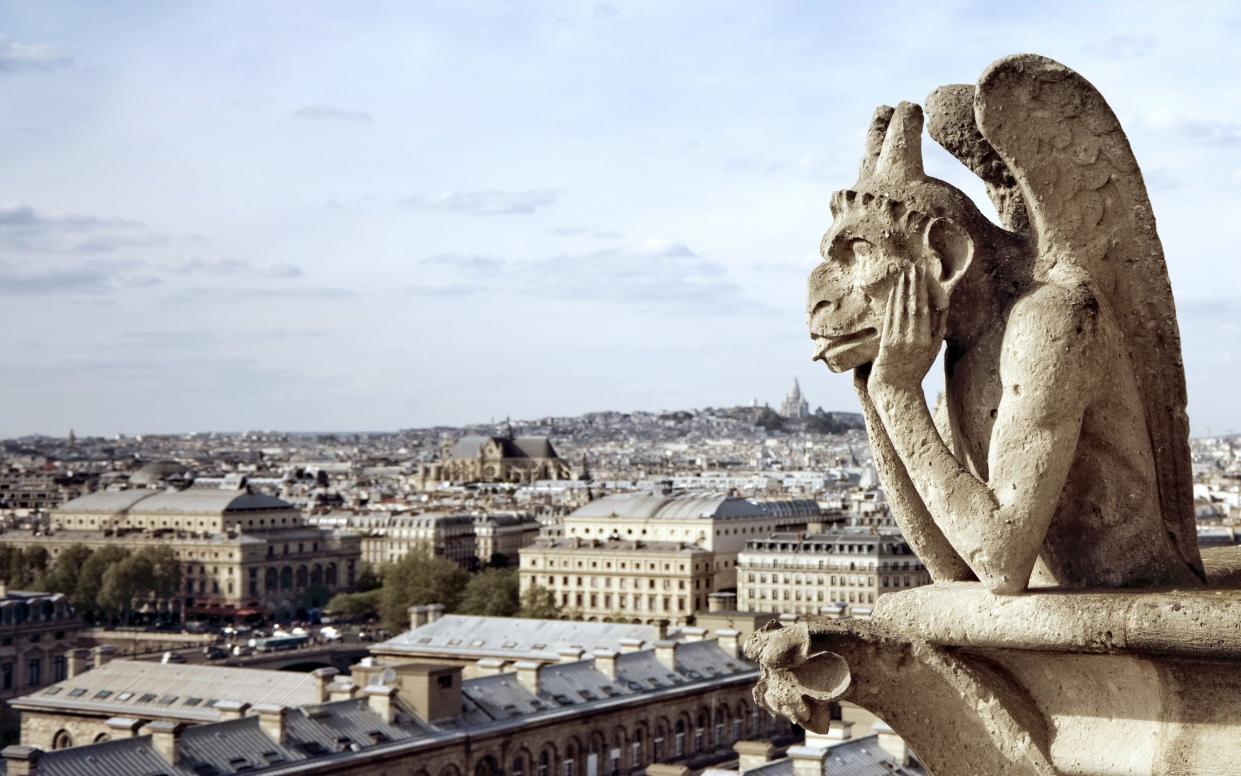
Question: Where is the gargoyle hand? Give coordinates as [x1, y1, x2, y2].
[872, 263, 945, 390]
[744, 620, 851, 734]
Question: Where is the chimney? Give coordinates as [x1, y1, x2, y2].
[873, 722, 909, 765]
[253, 704, 288, 745]
[734, 741, 774, 771]
[66, 648, 90, 678]
[715, 628, 741, 659]
[558, 647, 584, 664]
[394, 664, 462, 722]
[426, 603, 445, 623]
[409, 605, 429, 629]
[214, 700, 251, 721]
[618, 638, 644, 654]
[707, 591, 736, 613]
[655, 620, 670, 640]
[146, 720, 186, 765]
[475, 658, 505, 676]
[787, 745, 828, 776]
[329, 680, 359, 702]
[680, 626, 706, 643]
[365, 684, 398, 724]
[312, 667, 339, 702]
[515, 660, 542, 694]
[778, 613, 798, 625]
[822, 720, 853, 742]
[1, 746, 39, 776]
[643, 765, 688, 776]
[104, 716, 144, 739]
[593, 649, 619, 679]
[654, 640, 678, 671]
[0, 582, 8, 598]
[92, 645, 116, 668]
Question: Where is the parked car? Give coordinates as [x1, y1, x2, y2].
[202, 646, 229, 661]
[160, 651, 186, 664]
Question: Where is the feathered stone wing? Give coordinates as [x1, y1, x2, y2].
[975, 53, 1202, 578]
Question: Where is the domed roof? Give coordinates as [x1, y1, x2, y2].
[129, 459, 191, 485]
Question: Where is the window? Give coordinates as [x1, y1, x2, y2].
[27, 658, 41, 687]
[52, 655, 66, 682]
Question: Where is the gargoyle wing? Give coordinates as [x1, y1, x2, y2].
[975, 54, 1202, 580]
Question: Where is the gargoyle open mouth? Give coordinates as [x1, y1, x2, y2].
[812, 327, 877, 363]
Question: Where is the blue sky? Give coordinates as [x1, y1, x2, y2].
[1, 1, 1240, 436]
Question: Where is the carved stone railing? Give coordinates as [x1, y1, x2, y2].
[746, 551, 1241, 776]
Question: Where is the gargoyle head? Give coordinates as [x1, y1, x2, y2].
[808, 102, 987, 372]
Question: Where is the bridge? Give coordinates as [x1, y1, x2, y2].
[221, 643, 372, 672]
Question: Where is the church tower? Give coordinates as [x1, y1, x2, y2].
[780, 378, 810, 418]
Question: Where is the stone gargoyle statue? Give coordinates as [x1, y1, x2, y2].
[746, 54, 1241, 776]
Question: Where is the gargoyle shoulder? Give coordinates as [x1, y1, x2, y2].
[1001, 281, 1104, 393]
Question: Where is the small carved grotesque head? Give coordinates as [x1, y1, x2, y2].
[808, 102, 984, 372]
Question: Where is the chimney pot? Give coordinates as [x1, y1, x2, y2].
[311, 667, 339, 702]
[409, 605, 429, 630]
[104, 716, 144, 739]
[618, 638, 644, 654]
[715, 628, 741, 659]
[146, 720, 186, 765]
[365, 684, 399, 724]
[822, 720, 853, 742]
[213, 700, 251, 721]
[328, 680, 359, 702]
[592, 649, 619, 679]
[787, 745, 828, 776]
[474, 658, 505, 677]
[1, 745, 40, 776]
[66, 648, 90, 678]
[92, 645, 116, 668]
[707, 591, 736, 613]
[558, 647, 584, 664]
[654, 640, 678, 671]
[873, 721, 909, 765]
[252, 704, 288, 744]
[734, 740, 774, 770]
[681, 627, 706, 642]
[515, 660, 542, 694]
[426, 603, 445, 623]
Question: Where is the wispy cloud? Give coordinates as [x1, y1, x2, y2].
[0, 260, 147, 296]
[174, 285, 354, 301]
[292, 104, 373, 122]
[1084, 34, 1157, 59]
[405, 189, 558, 216]
[0, 37, 71, 73]
[550, 225, 622, 239]
[1145, 111, 1241, 146]
[419, 253, 506, 273]
[404, 281, 485, 297]
[0, 201, 155, 253]
[166, 258, 303, 278]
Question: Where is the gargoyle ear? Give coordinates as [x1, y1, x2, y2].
[924, 217, 973, 304]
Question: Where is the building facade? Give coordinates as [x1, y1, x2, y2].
[306, 513, 477, 568]
[779, 378, 809, 419]
[415, 433, 572, 488]
[0, 588, 84, 704]
[473, 514, 541, 566]
[8, 633, 797, 776]
[1, 484, 361, 618]
[736, 530, 930, 617]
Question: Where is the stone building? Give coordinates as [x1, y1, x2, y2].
[520, 538, 715, 625]
[4, 632, 797, 776]
[0, 587, 84, 704]
[736, 530, 929, 617]
[14, 657, 329, 750]
[778, 378, 809, 419]
[546, 491, 819, 590]
[473, 513, 541, 566]
[306, 512, 477, 568]
[0, 483, 361, 618]
[414, 432, 571, 488]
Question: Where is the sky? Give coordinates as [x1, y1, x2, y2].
[1, 1, 1240, 437]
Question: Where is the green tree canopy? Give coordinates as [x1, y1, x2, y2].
[457, 568, 520, 617]
[518, 585, 560, 619]
[378, 544, 470, 632]
[324, 589, 382, 620]
[75, 546, 131, 617]
[34, 544, 93, 597]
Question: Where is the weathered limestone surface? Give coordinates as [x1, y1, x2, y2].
[752, 52, 1241, 776]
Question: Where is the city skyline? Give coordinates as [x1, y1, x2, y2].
[3, 2, 1241, 437]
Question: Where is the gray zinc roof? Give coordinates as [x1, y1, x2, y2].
[374, 615, 658, 661]
[570, 492, 819, 520]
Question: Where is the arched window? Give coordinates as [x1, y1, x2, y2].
[52, 730, 73, 750]
[563, 743, 577, 776]
[512, 757, 525, 776]
[674, 720, 686, 757]
[631, 729, 645, 769]
[538, 750, 550, 776]
[694, 713, 705, 753]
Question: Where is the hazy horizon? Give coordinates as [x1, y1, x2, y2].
[4, 2, 1241, 438]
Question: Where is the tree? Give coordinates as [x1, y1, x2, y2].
[519, 585, 560, 619]
[75, 546, 130, 619]
[458, 568, 520, 617]
[34, 544, 92, 597]
[754, 407, 785, 432]
[378, 545, 471, 632]
[324, 589, 382, 621]
[354, 562, 382, 593]
[806, 408, 848, 435]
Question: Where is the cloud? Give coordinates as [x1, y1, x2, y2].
[724, 154, 836, 180]
[166, 258, 304, 278]
[550, 225, 622, 239]
[0, 201, 154, 253]
[1084, 34, 1157, 59]
[1145, 110, 1241, 146]
[174, 285, 354, 301]
[292, 104, 373, 122]
[405, 189, 558, 216]
[0, 37, 71, 73]
[419, 253, 506, 273]
[638, 239, 697, 258]
[0, 260, 144, 296]
[404, 281, 485, 297]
